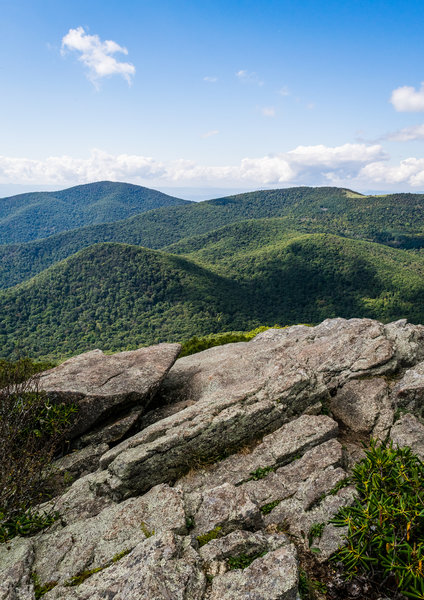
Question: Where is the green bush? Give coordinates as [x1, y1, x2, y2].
[332, 439, 424, 599]
[180, 325, 283, 357]
[0, 358, 76, 542]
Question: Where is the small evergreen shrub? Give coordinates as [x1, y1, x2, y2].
[0, 358, 77, 542]
[331, 440, 424, 599]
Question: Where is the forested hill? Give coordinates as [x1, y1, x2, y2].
[1, 186, 424, 289]
[1, 234, 424, 360]
[0, 181, 189, 244]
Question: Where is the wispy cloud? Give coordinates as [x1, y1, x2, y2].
[383, 123, 424, 142]
[278, 86, 290, 96]
[261, 106, 276, 117]
[61, 27, 135, 87]
[390, 82, 424, 112]
[203, 76, 218, 83]
[236, 70, 264, 86]
[202, 130, 220, 138]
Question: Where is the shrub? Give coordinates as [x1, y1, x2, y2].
[180, 325, 283, 357]
[0, 358, 77, 541]
[331, 439, 424, 599]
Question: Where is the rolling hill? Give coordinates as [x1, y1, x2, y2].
[1, 233, 423, 361]
[0, 181, 189, 244]
[1, 186, 423, 290]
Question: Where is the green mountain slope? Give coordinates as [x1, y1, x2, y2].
[1, 234, 423, 360]
[0, 243, 248, 360]
[1, 186, 423, 289]
[0, 181, 188, 244]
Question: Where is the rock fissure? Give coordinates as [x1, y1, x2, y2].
[2, 318, 424, 599]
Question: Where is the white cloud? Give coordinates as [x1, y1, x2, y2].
[261, 107, 275, 117]
[391, 82, 424, 112]
[236, 70, 264, 86]
[61, 27, 135, 86]
[358, 157, 424, 186]
[384, 123, 424, 142]
[203, 76, 218, 83]
[0, 143, 387, 189]
[201, 130, 219, 138]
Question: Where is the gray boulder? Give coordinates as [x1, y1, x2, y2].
[38, 344, 181, 440]
[33, 484, 186, 587]
[390, 413, 424, 460]
[43, 532, 206, 600]
[393, 361, 424, 418]
[330, 378, 392, 435]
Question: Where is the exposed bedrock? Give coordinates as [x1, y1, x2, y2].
[2, 317, 424, 600]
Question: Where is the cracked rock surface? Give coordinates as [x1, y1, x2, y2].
[2, 318, 424, 599]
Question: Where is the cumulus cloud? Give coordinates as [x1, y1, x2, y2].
[203, 76, 218, 83]
[236, 70, 264, 86]
[278, 87, 290, 96]
[61, 27, 135, 86]
[358, 158, 424, 187]
[0, 143, 388, 189]
[390, 82, 424, 112]
[384, 123, 424, 142]
[261, 107, 276, 117]
[201, 130, 219, 138]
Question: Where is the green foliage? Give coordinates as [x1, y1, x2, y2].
[0, 359, 77, 541]
[260, 500, 281, 515]
[247, 465, 275, 481]
[180, 325, 282, 357]
[308, 522, 325, 546]
[196, 525, 223, 547]
[227, 551, 267, 570]
[0, 510, 59, 543]
[298, 569, 327, 599]
[331, 440, 424, 598]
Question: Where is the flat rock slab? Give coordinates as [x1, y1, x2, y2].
[193, 483, 263, 537]
[43, 532, 206, 600]
[38, 343, 181, 439]
[199, 530, 289, 576]
[178, 415, 338, 495]
[209, 543, 298, 600]
[33, 484, 186, 586]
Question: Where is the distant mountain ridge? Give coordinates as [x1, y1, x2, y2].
[0, 185, 423, 289]
[0, 180, 189, 244]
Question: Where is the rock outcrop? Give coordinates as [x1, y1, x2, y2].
[2, 317, 424, 600]
[38, 343, 181, 443]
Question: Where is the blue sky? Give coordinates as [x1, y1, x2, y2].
[2, 0, 424, 197]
